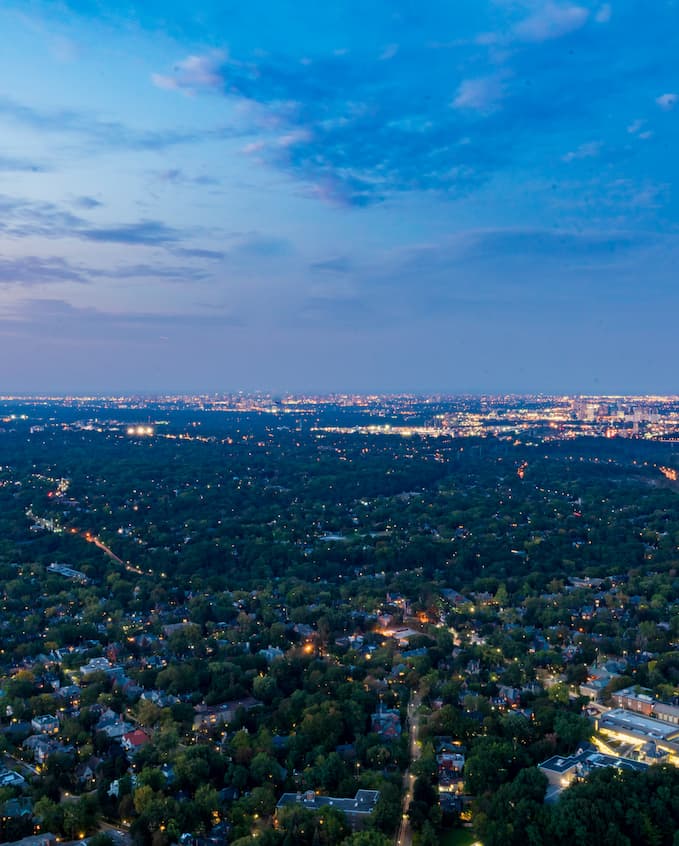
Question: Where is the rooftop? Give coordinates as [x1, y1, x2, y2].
[599, 708, 679, 741]
[276, 789, 380, 816]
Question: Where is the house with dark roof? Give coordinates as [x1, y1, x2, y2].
[75, 756, 101, 787]
[192, 698, 262, 732]
[370, 703, 401, 740]
[3, 834, 56, 846]
[1, 798, 32, 822]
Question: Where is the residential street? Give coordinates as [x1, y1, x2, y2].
[396, 692, 422, 846]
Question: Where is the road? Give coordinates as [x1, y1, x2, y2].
[27, 507, 144, 576]
[88, 534, 144, 575]
[396, 692, 422, 846]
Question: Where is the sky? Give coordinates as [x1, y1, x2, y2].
[0, 0, 678, 394]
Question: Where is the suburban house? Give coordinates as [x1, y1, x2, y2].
[370, 703, 401, 740]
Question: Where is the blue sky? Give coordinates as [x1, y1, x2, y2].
[0, 0, 678, 393]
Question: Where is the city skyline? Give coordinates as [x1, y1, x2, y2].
[1, 1, 678, 393]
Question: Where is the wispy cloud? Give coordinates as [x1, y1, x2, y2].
[514, 3, 590, 43]
[80, 220, 181, 246]
[379, 44, 399, 61]
[0, 193, 85, 238]
[0, 298, 243, 336]
[229, 234, 291, 258]
[627, 120, 653, 141]
[152, 50, 227, 93]
[289, 225, 670, 330]
[152, 168, 220, 187]
[72, 195, 103, 209]
[173, 246, 226, 260]
[562, 141, 602, 162]
[656, 92, 678, 111]
[0, 193, 188, 247]
[310, 257, 353, 274]
[595, 4, 612, 24]
[0, 154, 49, 173]
[0, 256, 88, 287]
[452, 74, 507, 112]
[0, 252, 214, 290]
[0, 94, 246, 153]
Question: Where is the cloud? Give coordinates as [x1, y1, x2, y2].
[379, 44, 399, 61]
[148, 6, 679, 210]
[173, 246, 226, 260]
[358, 226, 667, 321]
[449, 227, 648, 262]
[656, 92, 678, 111]
[562, 141, 602, 162]
[514, 3, 589, 43]
[0, 252, 216, 290]
[452, 74, 507, 111]
[153, 168, 219, 186]
[276, 129, 313, 148]
[310, 257, 353, 273]
[0, 95, 246, 154]
[0, 154, 48, 173]
[229, 234, 291, 258]
[295, 226, 664, 329]
[595, 4, 612, 24]
[0, 256, 88, 287]
[80, 220, 181, 246]
[151, 50, 227, 93]
[0, 193, 197, 250]
[627, 120, 653, 141]
[0, 298, 242, 337]
[0, 191, 290, 278]
[0, 193, 86, 238]
[73, 195, 103, 209]
[154, 48, 511, 205]
[101, 262, 211, 282]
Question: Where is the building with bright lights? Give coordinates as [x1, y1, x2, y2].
[539, 747, 647, 800]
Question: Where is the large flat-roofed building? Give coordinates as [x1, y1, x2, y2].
[275, 789, 380, 831]
[597, 708, 679, 763]
[598, 708, 679, 741]
[539, 747, 647, 801]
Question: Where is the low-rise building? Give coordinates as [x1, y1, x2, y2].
[370, 704, 401, 740]
[30, 715, 59, 735]
[612, 687, 655, 716]
[275, 789, 380, 831]
[122, 729, 151, 756]
[192, 698, 261, 732]
[612, 687, 679, 725]
[3, 833, 56, 846]
[539, 747, 647, 800]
